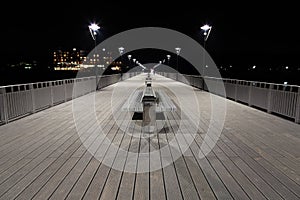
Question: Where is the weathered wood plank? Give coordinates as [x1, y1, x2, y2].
[116, 121, 139, 200]
[149, 121, 166, 200]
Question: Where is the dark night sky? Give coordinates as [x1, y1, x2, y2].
[1, 1, 300, 67]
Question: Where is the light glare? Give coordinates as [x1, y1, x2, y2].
[175, 47, 181, 55]
[201, 24, 211, 31]
[89, 23, 100, 31]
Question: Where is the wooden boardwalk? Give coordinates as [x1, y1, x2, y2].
[0, 74, 299, 200]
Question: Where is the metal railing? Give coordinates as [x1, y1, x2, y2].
[0, 72, 138, 124]
[159, 72, 300, 124]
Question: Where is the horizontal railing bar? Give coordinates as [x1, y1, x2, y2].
[182, 74, 300, 88]
[0, 72, 139, 125]
[158, 72, 300, 124]
[0, 74, 121, 89]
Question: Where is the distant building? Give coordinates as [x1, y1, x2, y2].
[52, 48, 113, 71]
[53, 48, 87, 70]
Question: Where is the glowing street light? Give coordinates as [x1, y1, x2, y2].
[133, 58, 136, 66]
[175, 47, 181, 70]
[88, 23, 100, 90]
[166, 54, 171, 65]
[117, 47, 125, 74]
[118, 47, 125, 55]
[89, 23, 100, 41]
[201, 24, 212, 76]
[89, 23, 100, 31]
[175, 48, 181, 80]
[201, 24, 212, 41]
[175, 47, 181, 55]
[127, 54, 132, 69]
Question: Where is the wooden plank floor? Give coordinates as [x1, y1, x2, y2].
[0, 74, 299, 200]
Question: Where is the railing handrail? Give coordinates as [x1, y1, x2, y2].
[159, 72, 300, 123]
[171, 73, 300, 88]
[0, 72, 138, 124]
[0, 74, 122, 89]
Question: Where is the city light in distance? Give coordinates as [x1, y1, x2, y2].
[111, 66, 120, 71]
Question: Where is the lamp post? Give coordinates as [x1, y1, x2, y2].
[88, 23, 100, 90]
[127, 54, 132, 69]
[118, 47, 125, 77]
[118, 47, 125, 63]
[102, 48, 106, 69]
[133, 58, 136, 67]
[200, 24, 212, 76]
[175, 47, 181, 80]
[166, 55, 171, 65]
[118, 47, 125, 56]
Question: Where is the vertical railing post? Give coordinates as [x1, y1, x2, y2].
[64, 80, 67, 102]
[91, 77, 94, 92]
[95, 75, 98, 91]
[267, 84, 273, 113]
[248, 82, 253, 106]
[29, 84, 36, 113]
[201, 76, 204, 90]
[295, 87, 300, 124]
[234, 80, 238, 101]
[0, 88, 8, 124]
[50, 82, 54, 107]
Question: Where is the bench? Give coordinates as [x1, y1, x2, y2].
[121, 76, 176, 133]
